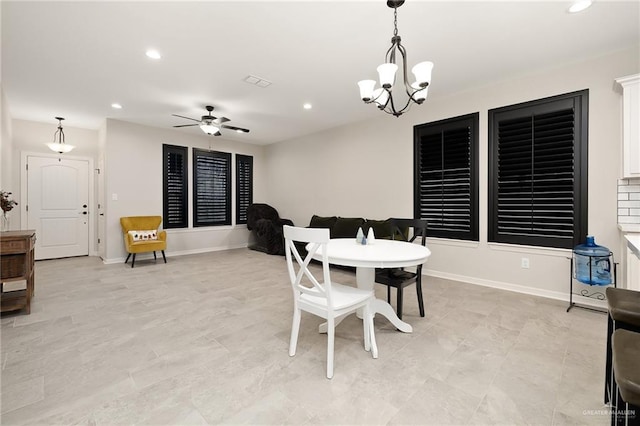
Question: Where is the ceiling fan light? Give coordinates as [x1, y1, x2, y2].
[412, 61, 434, 87]
[377, 63, 398, 89]
[200, 123, 220, 135]
[357, 80, 377, 101]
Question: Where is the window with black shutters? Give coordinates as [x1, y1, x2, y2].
[236, 154, 253, 225]
[163, 144, 188, 229]
[414, 113, 479, 241]
[193, 149, 231, 227]
[488, 90, 588, 249]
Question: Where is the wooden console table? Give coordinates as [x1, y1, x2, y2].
[1, 230, 35, 314]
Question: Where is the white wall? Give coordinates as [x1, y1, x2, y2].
[103, 119, 267, 262]
[0, 86, 13, 191]
[265, 47, 640, 301]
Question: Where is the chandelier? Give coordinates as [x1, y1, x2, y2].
[47, 117, 75, 153]
[357, 0, 434, 117]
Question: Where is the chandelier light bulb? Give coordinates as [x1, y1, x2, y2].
[377, 63, 398, 89]
[358, 80, 377, 101]
[412, 61, 434, 88]
[373, 88, 390, 108]
[411, 83, 429, 102]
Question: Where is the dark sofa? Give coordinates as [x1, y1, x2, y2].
[307, 215, 401, 240]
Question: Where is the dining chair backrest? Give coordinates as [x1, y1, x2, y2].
[390, 218, 428, 246]
[283, 225, 334, 306]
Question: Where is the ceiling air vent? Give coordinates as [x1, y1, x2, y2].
[243, 75, 272, 88]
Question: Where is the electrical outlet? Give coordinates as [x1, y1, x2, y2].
[521, 257, 530, 269]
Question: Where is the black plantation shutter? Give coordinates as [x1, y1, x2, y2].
[193, 149, 231, 227]
[236, 154, 253, 224]
[414, 113, 479, 241]
[163, 144, 188, 229]
[488, 90, 588, 249]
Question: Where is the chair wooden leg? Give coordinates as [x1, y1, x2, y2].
[131, 254, 136, 268]
[125, 253, 131, 264]
[397, 287, 403, 320]
[161, 250, 167, 263]
[289, 308, 301, 357]
[416, 277, 425, 317]
[327, 316, 335, 379]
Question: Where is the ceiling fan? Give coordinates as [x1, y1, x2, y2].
[172, 105, 250, 136]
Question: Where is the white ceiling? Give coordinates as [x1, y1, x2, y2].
[2, 1, 639, 145]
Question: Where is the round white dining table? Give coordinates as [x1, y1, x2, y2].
[312, 238, 431, 333]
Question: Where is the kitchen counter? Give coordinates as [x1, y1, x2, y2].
[626, 234, 640, 259]
[618, 223, 640, 233]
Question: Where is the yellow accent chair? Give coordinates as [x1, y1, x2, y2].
[120, 216, 167, 268]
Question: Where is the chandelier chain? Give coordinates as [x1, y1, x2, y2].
[393, 7, 398, 36]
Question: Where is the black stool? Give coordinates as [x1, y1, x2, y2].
[611, 329, 640, 425]
[606, 288, 640, 405]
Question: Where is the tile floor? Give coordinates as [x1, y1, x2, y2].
[1, 249, 610, 425]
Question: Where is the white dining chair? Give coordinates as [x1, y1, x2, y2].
[283, 225, 378, 379]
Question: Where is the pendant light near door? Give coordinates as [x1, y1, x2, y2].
[47, 117, 74, 154]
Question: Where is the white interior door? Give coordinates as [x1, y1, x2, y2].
[27, 156, 90, 260]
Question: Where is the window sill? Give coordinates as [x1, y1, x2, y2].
[426, 237, 480, 249]
[488, 242, 571, 258]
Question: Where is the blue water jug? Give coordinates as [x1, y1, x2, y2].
[573, 236, 612, 286]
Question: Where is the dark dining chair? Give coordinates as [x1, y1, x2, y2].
[374, 218, 428, 320]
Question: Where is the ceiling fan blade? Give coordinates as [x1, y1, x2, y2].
[172, 114, 200, 122]
[221, 124, 250, 133]
[213, 117, 230, 125]
[173, 124, 199, 128]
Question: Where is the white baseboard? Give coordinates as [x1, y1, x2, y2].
[101, 243, 249, 265]
[422, 268, 608, 310]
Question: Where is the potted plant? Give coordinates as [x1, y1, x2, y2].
[0, 190, 18, 231]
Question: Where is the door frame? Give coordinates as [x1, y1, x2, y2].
[20, 151, 97, 257]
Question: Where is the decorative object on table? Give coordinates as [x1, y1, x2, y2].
[47, 117, 74, 153]
[367, 227, 376, 244]
[567, 235, 617, 312]
[0, 190, 18, 232]
[375, 218, 428, 320]
[172, 105, 250, 136]
[356, 227, 364, 244]
[283, 225, 378, 379]
[119, 216, 167, 268]
[246, 203, 293, 255]
[357, 0, 434, 117]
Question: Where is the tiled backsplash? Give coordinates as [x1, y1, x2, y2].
[618, 178, 640, 224]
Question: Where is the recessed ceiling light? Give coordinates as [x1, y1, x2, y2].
[303, 103, 312, 110]
[568, 0, 593, 13]
[111, 103, 122, 109]
[145, 49, 161, 59]
[236, 129, 244, 133]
